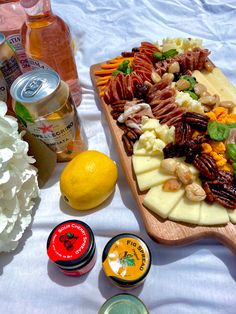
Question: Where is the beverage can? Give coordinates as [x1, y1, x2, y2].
[10, 69, 87, 162]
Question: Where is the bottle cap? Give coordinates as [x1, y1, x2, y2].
[20, 0, 39, 8]
[10, 69, 60, 104]
[0, 33, 6, 46]
[47, 220, 95, 270]
[99, 294, 149, 314]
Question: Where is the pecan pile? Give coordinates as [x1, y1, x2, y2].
[163, 112, 236, 209]
[202, 174, 236, 209]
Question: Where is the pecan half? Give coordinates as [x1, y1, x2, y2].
[175, 122, 193, 145]
[208, 185, 236, 209]
[193, 154, 217, 179]
[122, 51, 135, 57]
[183, 112, 210, 131]
[122, 134, 133, 156]
[202, 181, 215, 202]
[111, 106, 125, 120]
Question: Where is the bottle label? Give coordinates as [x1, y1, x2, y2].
[27, 111, 76, 153]
[28, 57, 51, 71]
[0, 73, 7, 102]
[6, 34, 31, 72]
[0, 56, 22, 88]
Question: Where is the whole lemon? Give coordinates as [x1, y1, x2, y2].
[60, 150, 118, 210]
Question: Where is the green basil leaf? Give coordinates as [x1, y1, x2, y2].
[153, 52, 165, 60]
[117, 60, 130, 71]
[233, 162, 236, 171]
[226, 123, 236, 129]
[112, 69, 123, 76]
[184, 90, 198, 100]
[180, 75, 197, 90]
[163, 49, 178, 59]
[208, 121, 230, 141]
[15, 101, 34, 125]
[126, 66, 133, 74]
[227, 144, 236, 162]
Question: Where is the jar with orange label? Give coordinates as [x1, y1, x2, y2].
[102, 233, 151, 289]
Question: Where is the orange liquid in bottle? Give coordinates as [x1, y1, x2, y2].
[20, 0, 82, 106]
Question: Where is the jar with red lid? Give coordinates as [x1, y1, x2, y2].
[47, 220, 96, 276]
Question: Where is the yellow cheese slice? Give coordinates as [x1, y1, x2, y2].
[168, 196, 201, 224]
[199, 202, 229, 225]
[132, 155, 162, 175]
[143, 185, 185, 218]
[202, 68, 236, 103]
[136, 169, 174, 191]
[228, 209, 236, 223]
[192, 70, 219, 96]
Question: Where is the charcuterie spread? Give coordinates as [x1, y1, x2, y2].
[94, 38, 236, 226]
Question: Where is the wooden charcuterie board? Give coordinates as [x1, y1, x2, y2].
[90, 62, 236, 254]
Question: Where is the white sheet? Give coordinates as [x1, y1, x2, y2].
[1, 0, 236, 313]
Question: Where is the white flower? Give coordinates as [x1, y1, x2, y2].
[0, 101, 39, 252]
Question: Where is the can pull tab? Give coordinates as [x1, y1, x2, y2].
[22, 78, 43, 98]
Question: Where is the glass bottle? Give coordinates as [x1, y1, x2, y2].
[0, 0, 31, 72]
[20, 0, 82, 107]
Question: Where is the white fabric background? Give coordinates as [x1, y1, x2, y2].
[1, 0, 236, 313]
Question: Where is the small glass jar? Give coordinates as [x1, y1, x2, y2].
[99, 294, 150, 314]
[102, 233, 151, 289]
[47, 220, 96, 276]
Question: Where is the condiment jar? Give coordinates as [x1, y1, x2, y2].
[47, 220, 96, 276]
[99, 294, 150, 314]
[102, 233, 151, 289]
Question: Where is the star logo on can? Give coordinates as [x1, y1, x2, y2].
[39, 123, 53, 134]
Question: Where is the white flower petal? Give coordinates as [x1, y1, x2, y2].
[0, 101, 7, 116]
[0, 170, 10, 185]
[0, 148, 13, 163]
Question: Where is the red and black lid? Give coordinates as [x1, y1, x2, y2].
[47, 220, 95, 270]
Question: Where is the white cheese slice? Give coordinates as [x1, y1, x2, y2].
[202, 68, 236, 103]
[143, 185, 185, 218]
[193, 68, 236, 107]
[228, 209, 236, 223]
[168, 196, 201, 224]
[132, 155, 162, 175]
[199, 202, 229, 225]
[192, 70, 219, 96]
[136, 169, 174, 191]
